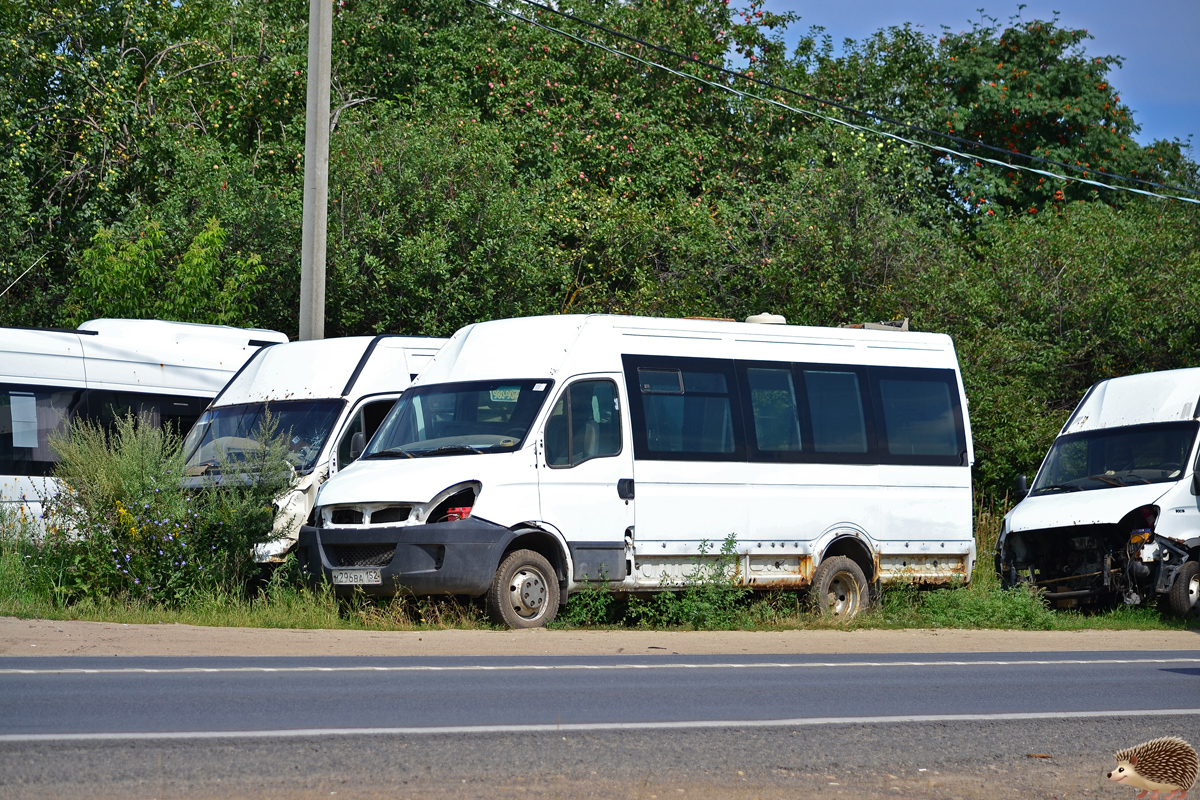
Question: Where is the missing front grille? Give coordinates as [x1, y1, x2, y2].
[330, 509, 364, 525]
[371, 506, 411, 524]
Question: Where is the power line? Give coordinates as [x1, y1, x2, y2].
[463, 0, 1200, 207]
[510, 0, 1199, 199]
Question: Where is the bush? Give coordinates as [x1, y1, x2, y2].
[32, 412, 294, 607]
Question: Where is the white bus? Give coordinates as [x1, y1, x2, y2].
[1, 319, 288, 524]
[296, 314, 975, 627]
[999, 367, 1200, 617]
[180, 335, 447, 561]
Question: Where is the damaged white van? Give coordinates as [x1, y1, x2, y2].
[2, 318, 287, 523]
[181, 335, 445, 561]
[296, 314, 976, 627]
[998, 368, 1200, 617]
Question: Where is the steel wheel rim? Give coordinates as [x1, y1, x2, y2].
[1188, 574, 1200, 610]
[509, 566, 548, 619]
[825, 572, 861, 616]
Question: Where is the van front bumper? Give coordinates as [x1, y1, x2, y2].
[295, 517, 515, 597]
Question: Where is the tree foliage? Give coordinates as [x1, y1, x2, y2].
[1, 0, 1198, 500]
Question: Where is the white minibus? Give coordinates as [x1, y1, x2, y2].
[1, 319, 288, 523]
[296, 314, 976, 627]
[999, 367, 1200, 617]
[181, 335, 446, 560]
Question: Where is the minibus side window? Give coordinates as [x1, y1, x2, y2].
[800, 369, 869, 454]
[625, 357, 743, 460]
[0, 384, 84, 476]
[869, 367, 966, 466]
[745, 367, 802, 453]
[83, 390, 209, 436]
[544, 380, 621, 468]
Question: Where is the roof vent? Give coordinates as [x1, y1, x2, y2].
[840, 319, 910, 332]
[745, 313, 787, 325]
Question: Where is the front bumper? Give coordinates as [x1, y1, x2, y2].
[295, 516, 515, 597]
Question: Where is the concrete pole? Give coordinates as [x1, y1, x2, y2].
[299, 0, 332, 341]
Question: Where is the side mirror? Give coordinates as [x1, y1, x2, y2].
[1013, 474, 1028, 501]
[1192, 471, 1200, 496]
[349, 431, 366, 462]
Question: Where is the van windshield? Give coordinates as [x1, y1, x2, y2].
[183, 399, 344, 475]
[364, 380, 551, 458]
[1031, 421, 1198, 495]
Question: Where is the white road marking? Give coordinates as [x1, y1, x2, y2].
[1, 656, 1198, 676]
[3, 708, 1200, 743]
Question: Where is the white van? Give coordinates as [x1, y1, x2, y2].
[181, 335, 446, 560]
[1, 319, 288, 523]
[296, 314, 976, 627]
[999, 367, 1200, 617]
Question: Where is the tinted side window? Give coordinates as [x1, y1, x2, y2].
[745, 367, 802, 453]
[0, 384, 85, 476]
[82, 390, 209, 436]
[870, 368, 965, 465]
[624, 356, 743, 461]
[545, 380, 621, 468]
[801, 369, 869, 454]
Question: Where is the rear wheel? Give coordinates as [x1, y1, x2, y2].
[487, 549, 560, 629]
[1168, 560, 1199, 618]
[811, 556, 869, 619]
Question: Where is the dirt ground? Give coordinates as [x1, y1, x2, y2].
[1, 616, 1197, 657]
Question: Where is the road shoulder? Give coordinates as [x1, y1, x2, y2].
[2, 616, 1197, 656]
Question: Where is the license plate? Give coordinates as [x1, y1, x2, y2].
[332, 569, 382, 585]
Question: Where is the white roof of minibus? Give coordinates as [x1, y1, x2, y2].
[0, 320, 288, 394]
[77, 318, 288, 347]
[415, 314, 962, 386]
[214, 336, 446, 406]
[0, 328, 87, 386]
[76, 319, 288, 396]
[1062, 367, 1200, 434]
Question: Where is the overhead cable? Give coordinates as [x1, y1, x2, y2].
[463, 0, 1200, 206]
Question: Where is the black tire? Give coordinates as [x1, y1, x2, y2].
[810, 556, 869, 619]
[1168, 560, 1200, 619]
[487, 549, 560, 629]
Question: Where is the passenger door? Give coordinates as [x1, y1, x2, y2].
[623, 357, 750, 565]
[537, 378, 633, 583]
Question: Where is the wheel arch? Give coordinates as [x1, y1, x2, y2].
[820, 533, 878, 583]
[503, 524, 571, 590]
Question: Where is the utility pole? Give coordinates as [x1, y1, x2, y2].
[299, 0, 332, 341]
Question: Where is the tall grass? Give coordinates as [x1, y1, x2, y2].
[2, 487, 1191, 631]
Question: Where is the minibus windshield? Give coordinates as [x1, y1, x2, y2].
[1030, 421, 1198, 495]
[364, 379, 551, 458]
[183, 399, 344, 475]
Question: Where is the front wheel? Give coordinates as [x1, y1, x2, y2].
[1168, 560, 1199, 619]
[487, 549, 561, 629]
[811, 556, 869, 619]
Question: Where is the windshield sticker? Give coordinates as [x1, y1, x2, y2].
[490, 387, 521, 403]
[533, 383, 547, 392]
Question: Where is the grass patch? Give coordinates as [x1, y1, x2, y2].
[2, 496, 1194, 632]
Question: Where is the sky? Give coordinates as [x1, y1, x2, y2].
[758, 0, 1199, 147]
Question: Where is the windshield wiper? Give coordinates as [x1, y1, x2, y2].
[414, 444, 483, 457]
[1087, 474, 1127, 487]
[363, 447, 414, 460]
[1034, 483, 1084, 494]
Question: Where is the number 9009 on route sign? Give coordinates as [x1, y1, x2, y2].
[332, 569, 382, 585]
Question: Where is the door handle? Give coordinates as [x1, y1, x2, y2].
[617, 479, 635, 500]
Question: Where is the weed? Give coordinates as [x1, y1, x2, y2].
[625, 534, 753, 629]
[30, 411, 293, 607]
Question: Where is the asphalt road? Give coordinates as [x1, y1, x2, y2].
[2, 650, 1198, 799]
[2, 650, 1199, 735]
